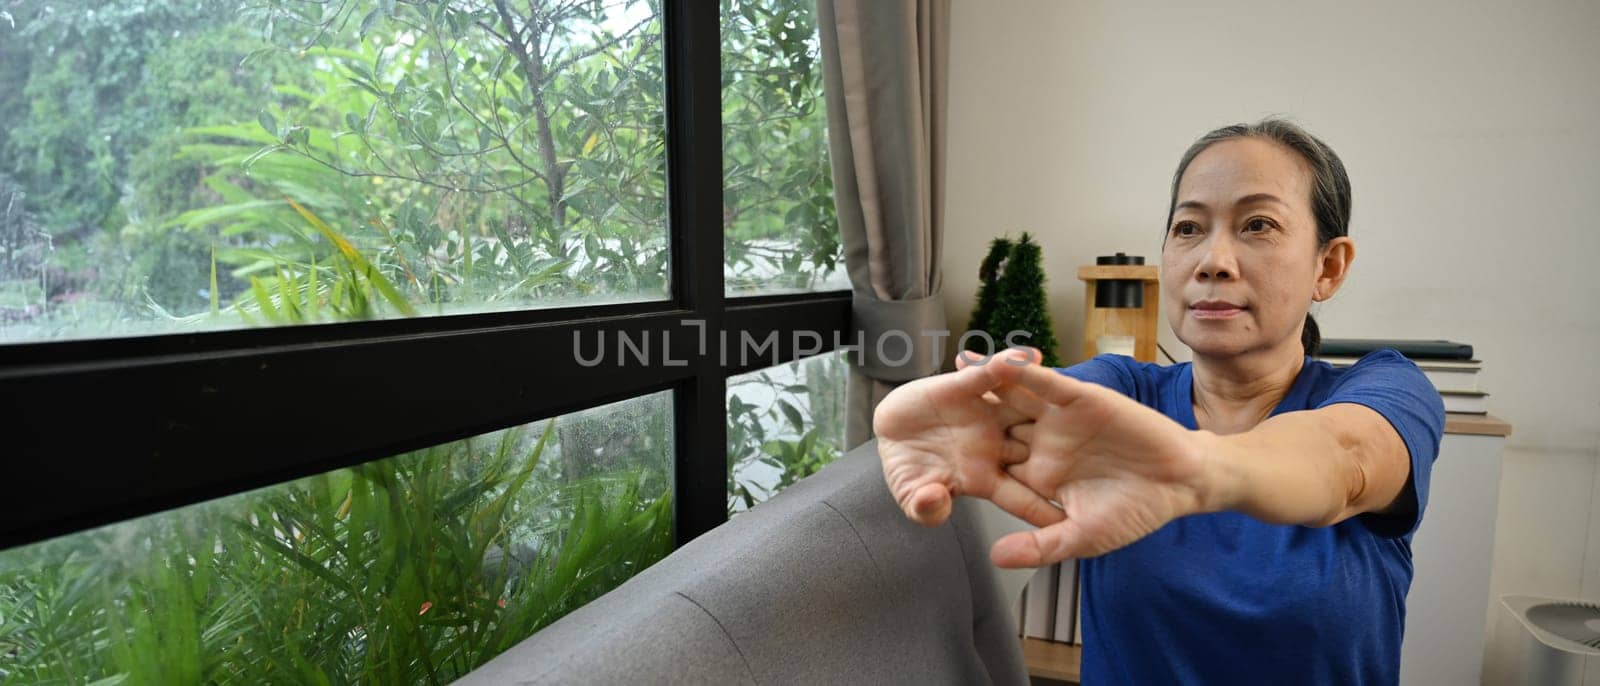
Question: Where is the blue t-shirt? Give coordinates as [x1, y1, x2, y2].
[1057, 349, 1445, 685]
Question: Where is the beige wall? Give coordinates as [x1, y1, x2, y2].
[942, 1, 1600, 682]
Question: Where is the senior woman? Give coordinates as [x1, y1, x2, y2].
[874, 119, 1445, 684]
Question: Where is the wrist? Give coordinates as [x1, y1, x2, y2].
[1190, 429, 1246, 514]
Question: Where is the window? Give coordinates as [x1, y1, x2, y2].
[721, 0, 848, 294]
[727, 350, 847, 513]
[1, 1, 672, 343]
[0, 395, 672, 683]
[0, 0, 850, 681]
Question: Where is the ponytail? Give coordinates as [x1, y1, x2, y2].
[1301, 313, 1321, 356]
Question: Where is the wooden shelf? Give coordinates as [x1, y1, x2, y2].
[1444, 413, 1511, 437]
[1020, 637, 1081, 683]
[1076, 264, 1159, 281]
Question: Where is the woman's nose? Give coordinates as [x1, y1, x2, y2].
[1196, 236, 1237, 281]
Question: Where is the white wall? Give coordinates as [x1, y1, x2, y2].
[941, 1, 1600, 682]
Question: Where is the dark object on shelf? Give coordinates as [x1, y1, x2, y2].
[1318, 339, 1474, 360]
[1093, 253, 1144, 309]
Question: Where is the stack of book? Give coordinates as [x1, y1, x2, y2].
[1017, 560, 1083, 645]
[1316, 339, 1487, 415]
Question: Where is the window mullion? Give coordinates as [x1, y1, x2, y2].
[664, 0, 728, 546]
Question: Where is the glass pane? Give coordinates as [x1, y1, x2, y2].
[726, 351, 848, 514]
[721, 0, 849, 294]
[0, 1, 667, 344]
[0, 393, 673, 683]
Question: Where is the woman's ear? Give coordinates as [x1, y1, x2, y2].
[1313, 237, 1355, 301]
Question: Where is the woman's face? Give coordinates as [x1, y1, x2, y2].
[1161, 137, 1342, 359]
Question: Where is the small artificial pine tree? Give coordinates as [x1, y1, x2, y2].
[964, 236, 1014, 356]
[986, 232, 1061, 366]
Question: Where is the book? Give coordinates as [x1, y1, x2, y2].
[1053, 560, 1079, 643]
[1420, 367, 1482, 394]
[1318, 355, 1482, 394]
[1318, 339, 1474, 360]
[1023, 564, 1058, 640]
[1318, 355, 1482, 370]
[1015, 583, 1026, 636]
[1441, 390, 1490, 414]
[1074, 571, 1084, 644]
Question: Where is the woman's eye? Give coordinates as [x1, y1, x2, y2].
[1172, 222, 1199, 237]
[1244, 217, 1274, 233]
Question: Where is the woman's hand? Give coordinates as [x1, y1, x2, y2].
[987, 360, 1225, 568]
[873, 349, 1067, 530]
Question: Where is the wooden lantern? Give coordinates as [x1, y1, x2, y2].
[1077, 254, 1160, 363]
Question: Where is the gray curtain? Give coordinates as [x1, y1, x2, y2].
[818, 0, 951, 449]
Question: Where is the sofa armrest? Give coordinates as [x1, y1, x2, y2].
[456, 440, 1028, 685]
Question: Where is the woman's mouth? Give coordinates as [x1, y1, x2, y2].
[1190, 300, 1245, 319]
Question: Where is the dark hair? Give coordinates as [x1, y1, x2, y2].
[1163, 118, 1352, 357]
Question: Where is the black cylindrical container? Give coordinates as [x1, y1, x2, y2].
[1094, 253, 1144, 309]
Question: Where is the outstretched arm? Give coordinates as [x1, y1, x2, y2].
[1200, 403, 1412, 529]
[989, 361, 1416, 568]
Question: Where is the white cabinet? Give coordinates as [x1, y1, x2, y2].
[1400, 427, 1509, 686]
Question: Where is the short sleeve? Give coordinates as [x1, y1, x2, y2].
[1317, 349, 1447, 539]
[1055, 354, 1139, 397]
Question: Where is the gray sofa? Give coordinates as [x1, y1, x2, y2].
[457, 439, 1032, 684]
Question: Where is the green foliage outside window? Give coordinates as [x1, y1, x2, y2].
[727, 352, 847, 514]
[0, 0, 842, 341]
[722, 0, 840, 292]
[0, 400, 674, 684]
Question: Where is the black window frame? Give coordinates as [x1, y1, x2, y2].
[0, 0, 851, 552]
